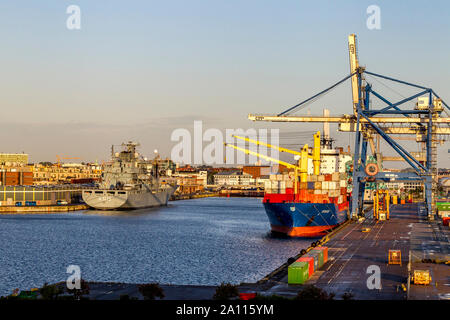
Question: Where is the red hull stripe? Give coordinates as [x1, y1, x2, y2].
[271, 224, 338, 237]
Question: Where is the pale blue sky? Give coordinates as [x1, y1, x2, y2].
[0, 1, 448, 166]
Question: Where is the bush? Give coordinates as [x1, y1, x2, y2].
[213, 283, 239, 300]
[294, 285, 335, 300]
[67, 279, 90, 300]
[138, 283, 165, 300]
[342, 292, 354, 300]
[39, 283, 63, 300]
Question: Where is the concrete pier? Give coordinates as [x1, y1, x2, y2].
[245, 203, 450, 300]
[0, 204, 88, 213]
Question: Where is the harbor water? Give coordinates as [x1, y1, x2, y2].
[0, 197, 311, 296]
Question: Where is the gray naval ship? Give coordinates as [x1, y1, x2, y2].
[82, 142, 175, 210]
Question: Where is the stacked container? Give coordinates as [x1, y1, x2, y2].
[22, 172, 34, 185]
[288, 246, 329, 285]
[5, 172, 19, 186]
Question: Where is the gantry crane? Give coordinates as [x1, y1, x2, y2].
[247, 34, 450, 219]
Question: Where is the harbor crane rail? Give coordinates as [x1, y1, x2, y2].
[248, 34, 450, 220]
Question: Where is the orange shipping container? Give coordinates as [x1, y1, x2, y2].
[296, 257, 314, 277]
[5, 172, 19, 178]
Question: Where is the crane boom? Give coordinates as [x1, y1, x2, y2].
[348, 34, 360, 114]
[232, 135, 302, 156]
[223, 143, 299, 169]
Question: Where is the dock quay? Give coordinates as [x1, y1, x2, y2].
[0, 204, 88, 213]
[170, 193, 219, 201]
[240, 203, 450, 300]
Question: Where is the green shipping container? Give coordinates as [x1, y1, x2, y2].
[305, 251, 319, 271]
[436, 202, 450, 211]
[305, 250, 322, 270]
[288, 261, 309, 285]
[311, 248, 325, 267]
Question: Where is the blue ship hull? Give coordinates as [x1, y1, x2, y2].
[263, 202, 348, 237]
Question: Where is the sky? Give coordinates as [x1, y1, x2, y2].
[0, 0, 448, 167]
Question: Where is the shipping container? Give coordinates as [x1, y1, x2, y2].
[5, 172, 19, 178]
[314, 247, 328, 262]
[306, 250, 323, 270]
[305, 251, 319, 271]
[311, 249, 325, 267]
[296, 257, 314, 277]
[288, 261, 309, 284]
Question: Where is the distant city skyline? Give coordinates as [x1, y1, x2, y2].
[0, 0, 448, 167]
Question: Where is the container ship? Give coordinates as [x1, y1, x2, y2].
[227, 128, 352, 238]
[82, 142, 175, 210]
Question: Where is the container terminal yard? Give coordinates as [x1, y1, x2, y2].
[2, 33, 450, 302]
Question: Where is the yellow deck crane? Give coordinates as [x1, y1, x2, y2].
[226, 132, 321, 197]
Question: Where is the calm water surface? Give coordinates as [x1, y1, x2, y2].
[0, 197, 311, 296]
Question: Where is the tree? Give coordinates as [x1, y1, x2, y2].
[213, 283, 239, 300]
[294, 285, 335, 300]
[342, 292, 354, 300]
[39, 283, 63, 300]
[138, 283, 165, 300]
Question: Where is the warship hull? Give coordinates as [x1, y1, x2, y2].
[82, 187, 175, 210]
